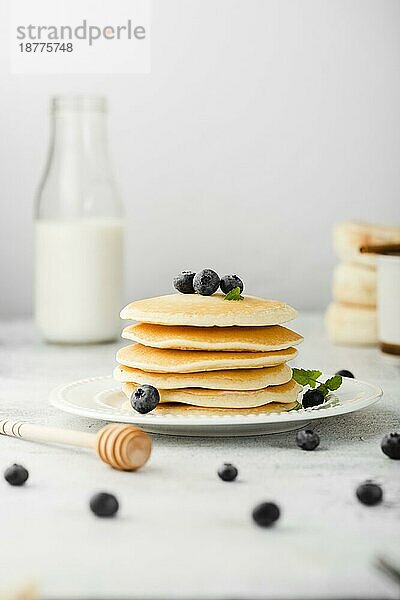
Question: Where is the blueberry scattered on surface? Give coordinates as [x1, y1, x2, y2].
[193, 269, 220, 296]
[131, 385, 160, 414]
[4, 464, 29, 486]
[173, 271, 196, 294]
[296, 429, 320, 451]
[218, 463, 238, 482]
[356, 481, 383, 506]
[335, 370, 354, 379]
[220, 275, 244, 295]
[90, 492, 119, 517]
[302, 389, 325, 409]
[252, 502, 280, 527]
[381, 433, 400, 460]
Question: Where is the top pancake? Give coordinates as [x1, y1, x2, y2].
[122, 322, 303, 351]
[120, 293, 297, 327]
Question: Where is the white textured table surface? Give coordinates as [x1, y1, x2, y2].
[0, 315, 399, 600]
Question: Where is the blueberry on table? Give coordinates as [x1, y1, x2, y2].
[90, 492, 119, 517]
[131, 385, 160, 414]
[356, 481, 383, 506]
[296, 429, 320, 451]
[335, 369, 354, 379]
[173, 271, 196, 294]
[4, 464, 29, 486]
[218, 463, 238, 481]
[252, 502, 280, 527]
[381, 433, 400, 460]
[193, 269, 220, 296]
[302, 389, 325, 408]
[220, 275, 244, 295]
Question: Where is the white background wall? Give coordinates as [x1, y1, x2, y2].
[1, 0, 399, 317]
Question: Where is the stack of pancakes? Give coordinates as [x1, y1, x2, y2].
[114, 293, 303, 415]
[326, 221, 400, 345]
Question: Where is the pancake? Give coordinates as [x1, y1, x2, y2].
[123, 400, 298, 416]
[120, 293, 297, 327]
[122, 378, 301, 408]
[325, 301, 377, 346]
[121, 323, 303, 352]
[114, 363, 292, 390]
[334, 221, 400, 267]
[333, 262, 376, 307]
[116, 343, 298, 373]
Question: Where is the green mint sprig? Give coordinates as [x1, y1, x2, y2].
[292, 368, 342, 398]
[223, 287, 244, 301]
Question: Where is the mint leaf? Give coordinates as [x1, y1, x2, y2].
[309, 370, 323, 381]
[292, 368, 322, 387]
[224, 287, 244, 301]
[292, 369, 311, 385]
[325, 375, 342, 391]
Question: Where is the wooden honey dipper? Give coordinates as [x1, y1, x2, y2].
[0, 419, 152, 471]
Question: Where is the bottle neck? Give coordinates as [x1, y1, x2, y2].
[50, 108, 110, 169]
[35, 98, 122, 220]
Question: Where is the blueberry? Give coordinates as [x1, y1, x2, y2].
[252, 502, 280, 527]
[381, 433, 400, 460]
[218, 463, 238, 481]
[302, 389, 325, 408]
[193, 269, 220, 296]
[335, 369, 354, 379]
[356, 481, 383, 506]
[4, 464, 29, 486]
[90, 492, 119, 517]
[220, 275, 244, 295]
[296, 429, 320, 451]
[173, 271, 195, 294]
[131, 384, 160, 414]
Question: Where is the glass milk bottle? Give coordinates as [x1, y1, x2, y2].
[34, 96, 124, 343]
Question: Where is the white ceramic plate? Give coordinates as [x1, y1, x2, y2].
[50, 375, 383, 437]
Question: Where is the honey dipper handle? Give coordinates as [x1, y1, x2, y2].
[0, 419, 96, 449]
[0, 419, 152, 471]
